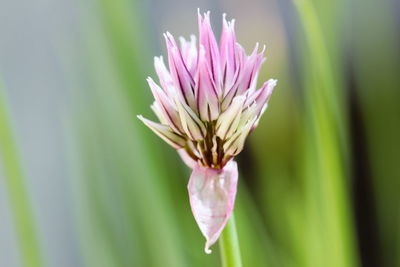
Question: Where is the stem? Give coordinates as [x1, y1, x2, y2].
[219, 213, 242, 267]
[0, 86, 43, 267]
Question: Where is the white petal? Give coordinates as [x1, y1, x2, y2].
[150, 101, 168, 124]
[175, 98, 206, 141]
[137, 115, 186, 149]
[223, 117, 257, 156]
[216, 95, 245, 139]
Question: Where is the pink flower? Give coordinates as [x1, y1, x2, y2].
[138, 10, 277, 253]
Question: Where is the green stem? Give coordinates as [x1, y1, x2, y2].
[0, 85, 43, 267]
[219, 213, 242, 267]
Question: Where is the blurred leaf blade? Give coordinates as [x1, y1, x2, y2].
[0, 82, 44, 267]
[294, 1, 360, 267]
[67, 0, 220, 266]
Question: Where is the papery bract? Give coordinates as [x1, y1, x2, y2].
[188, 160, 238, 254]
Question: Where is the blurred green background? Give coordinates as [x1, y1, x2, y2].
[0, 0, 399, 266]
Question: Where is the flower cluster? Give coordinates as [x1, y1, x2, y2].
[138, 10, 276, 253]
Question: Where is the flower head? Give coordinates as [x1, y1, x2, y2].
[138, 10, 276, 253]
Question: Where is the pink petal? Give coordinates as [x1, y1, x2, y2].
[188, 160, 238, 254]
[236, 44, 265, 96]
[164, 32, 197, 110]
[242, 79, 277, 132]
[154, 56, 177, 99]
[251, 79, 277, 117]
[179, 35, 198, 76]
[220, 43, 246, 111]
[220, 14, 240, 95]
[196, 46, 220, 121]
[147, 77, 184, 134]
[198, 10, 222, 94]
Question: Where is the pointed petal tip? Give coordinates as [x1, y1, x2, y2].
[222, 12, 235, 23]
[197, 8, 203, 22]
[260, 79, 278, 98]
[137, 115, 150, 124]
[146, 77, 158, 89]
[138, 116, 186, 149]
[261, 79, 277, 89]
[164, 31, 174, 43]
[261, 44, 266, 54]
[154, 55, 163, 63]
[204, 243, 212, 254]
[222, 13, 228, 28]
[269, 78, 278, 86]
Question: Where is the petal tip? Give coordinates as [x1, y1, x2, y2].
[204, 243, 212, 254]
[268, 79, 278, 88]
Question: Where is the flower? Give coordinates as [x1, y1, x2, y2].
[138, 10, 277, 253]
